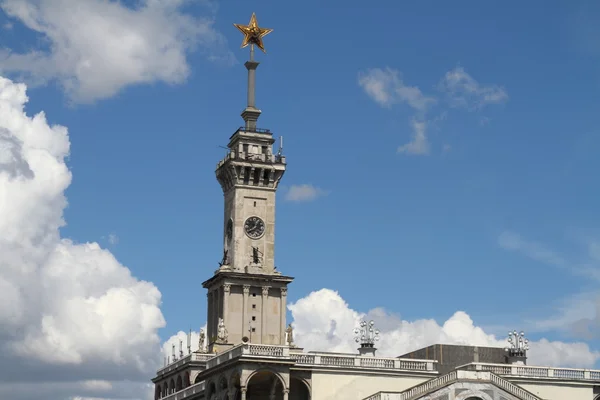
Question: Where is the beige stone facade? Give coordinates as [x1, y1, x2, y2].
[150, 31, 600, 400]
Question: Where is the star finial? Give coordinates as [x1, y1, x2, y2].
[233, 13, 273, 53]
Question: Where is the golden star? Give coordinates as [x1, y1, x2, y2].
[233, 13, 273, 53]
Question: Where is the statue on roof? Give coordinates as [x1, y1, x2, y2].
[217, 318, 228, 343]
[198, 328, 206, 353]
[285, 323, 294, 347]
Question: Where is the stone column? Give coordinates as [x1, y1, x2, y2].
[242, 285, 250, 338]
[283, 389, 289, 400]
[279, 287, 287, 345]
[223, 284, 231, 328]
[240, 388, 247, 400]
[261, 286, 270, 343]
[245, 60, 259, 108]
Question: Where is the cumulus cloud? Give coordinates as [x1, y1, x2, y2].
[438, 66, 508, 110]
[0, 0, 234, 103]
[161, 326, 208, 364]
[284, 184, 328, 202]
[288, 289, 600, 368]
[0, 76, 165, 399]
[358, 67, 435, 111]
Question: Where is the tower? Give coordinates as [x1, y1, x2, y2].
[202, 13, 293, 353]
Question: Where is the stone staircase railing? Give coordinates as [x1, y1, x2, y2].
[161, 381, 206, 400]
[362, 371, 542, 400]
[459, 362, 600, 381]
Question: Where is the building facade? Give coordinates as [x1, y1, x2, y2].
[150, 14, 600, 400]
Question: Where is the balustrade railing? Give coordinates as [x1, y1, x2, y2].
[362, 370, 542, 400]
[400, 370, 458, 400]
[159, 346, 437, 383]
[489, 373, 540, 400]
[290, 353, 436, 372]
[459, 362, 600, 381]
[157, 353, 213, 376]
[161, 381, 206, 400]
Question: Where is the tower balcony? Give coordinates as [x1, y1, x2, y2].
[216, 150, 286, 169]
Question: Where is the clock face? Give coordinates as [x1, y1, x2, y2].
[244, 216, 265, 239]
[226, 219, 233, 242]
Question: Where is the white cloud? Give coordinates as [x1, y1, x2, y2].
[358, 68, 434, 156]
[0, 76, 165, 399]
[108, 233, 119, 245]
[358, 67, 506, 156]
[288, 289, 600, 368]
[498, 231, 600, 340]
[439, 66, 508, 110]
[398, 119, 430, 155]
[358, 68, 436, 111]
[284, 184, 328, 202]
[0, 0, 233, 103]
[81, 381, 113, 391]
[498, 231, 600, 281]
[161, 326, 208, 364]
[498, 231, 568, 268]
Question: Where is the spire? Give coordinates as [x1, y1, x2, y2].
[233, 13, 273, 131]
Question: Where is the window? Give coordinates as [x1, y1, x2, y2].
[243, 167, 250, 184]
[252, 316, 256, 321]
[251, 327, 256, 332]
[252, 293, 256, 297]
[252, 304, 256, 309]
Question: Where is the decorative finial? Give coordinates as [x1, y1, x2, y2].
[505, 330, 529, 356]
[234, 13, 273, 56]
[354, 320, 380, 348]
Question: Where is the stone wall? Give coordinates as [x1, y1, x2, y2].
[399, 344, 506, 375]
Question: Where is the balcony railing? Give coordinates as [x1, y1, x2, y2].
[458, 362, 600, 381]
[234, 127, 272, 135]
[290, 353, 437, 372]
[216, 150, 286, 169]
[157, 353, 213, 376]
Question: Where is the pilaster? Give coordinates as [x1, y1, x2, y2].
[206, 290, 214, 344]
[223, 284, 231, 327]
[280, 287, 287, 344]
[261, 286, 270, 342]
[243, 285, 250, 338]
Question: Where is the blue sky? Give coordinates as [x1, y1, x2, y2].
[1, 1, 600, 397]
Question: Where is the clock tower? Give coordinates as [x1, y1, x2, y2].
[202, 13, 293, 353]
